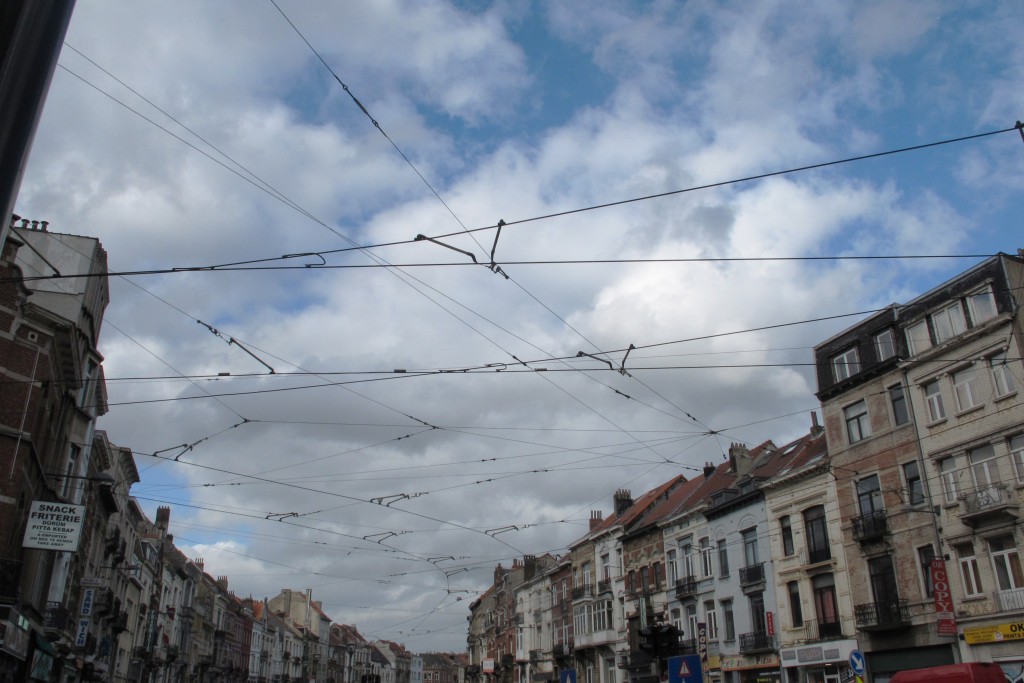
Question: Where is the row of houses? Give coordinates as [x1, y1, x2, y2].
[466, 251, 1024, 683]
[0, 220, 468, 683]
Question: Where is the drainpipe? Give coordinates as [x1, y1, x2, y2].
[900, 367, 961, 664]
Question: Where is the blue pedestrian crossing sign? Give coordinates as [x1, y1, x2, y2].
[849, 650, 865, 675]
[668, 655, 703, 683]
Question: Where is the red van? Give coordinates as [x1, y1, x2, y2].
[889, 663, 1006, 683]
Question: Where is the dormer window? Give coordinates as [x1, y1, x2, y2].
[874, 329, 896, 361]
[931, 301, 966, 344]
[832, 347, 860, 382]
[967, 286, 997, 324]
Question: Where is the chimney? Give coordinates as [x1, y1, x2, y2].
[614, 489, 633, 516]
[194, 558, 204, 572]
[524, 555, 537, 580]
[810, 411, 823, 436]
[728, 443, 752, 476]
[703, 462, 715, 478]
[216, 576, 229, 591]
[156, 506, 171, 532]
[589, 511, 603, 530]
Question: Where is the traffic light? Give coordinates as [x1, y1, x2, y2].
[638, 626, 657, 654]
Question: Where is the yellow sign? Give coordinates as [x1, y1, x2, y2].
[963, 621, 1024, 644]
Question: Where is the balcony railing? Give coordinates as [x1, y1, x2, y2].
[572, 585, 593, 600]
[851, 510, 888, 542]
[854, 599, 909, 631]
[0, 558, 21, 602]
[739, 563, 764, 587]
[44, 602, 70, 632]
[961, 485, 1019, 528]
[996, 587, 1024, 612]
[807, 546, 832, 564]
[680, 638, 697, 655]
[802, 618, 843, 641]
[674, 575, 698, 599]
[597, 578, 611, 595]
[738, 631, 774, 653]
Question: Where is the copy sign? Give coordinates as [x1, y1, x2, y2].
[931, 558, 957, 635]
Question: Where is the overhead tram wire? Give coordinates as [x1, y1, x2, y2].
[266, 1, 719, 458]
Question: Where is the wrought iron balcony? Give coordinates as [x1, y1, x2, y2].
[739, 562, 765, 587]
[674, 575, 698, 599]
[572, 584, 593, 600]
[679, 638, 697, 655]
[851, 510, 888, 542]
[738, 631, 774, 653]
[44, 601, 70, 632]
[854, 599, 910, 631]
[961, 484, 1019, 528]
[807, 546, 832, 564]
[802, 618, 843, 641]
[597, 578, 611, 595]
[0, 558, 21, 601]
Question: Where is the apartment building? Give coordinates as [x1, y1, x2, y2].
[814, 252, 1024, 680]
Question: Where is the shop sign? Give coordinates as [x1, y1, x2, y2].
[81, 577, 102, 587]
[81, 588, 95, 616]
[482, 659, 495, 674]
[963, 621, 1024, 645]
[721, 654, 780, 671]
[0, 611, 31, 660]
[931, 559, 957, 635]
[766, 611, 774, 637]
[75, 619, 90, 648]
[22, 501, 85, 551]
[697, 621, 708, 683]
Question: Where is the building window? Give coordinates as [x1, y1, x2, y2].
[700, 538, 713, 578]
[856, 474, 883, 516]
[952, 366, 980, 412]
[967, 286, 998, 324]
[640, 566, 650, 591]
[1012, 435, 1024, 483]
[742, 528, 759, 567]
[875, 328, 896, 361]
[932, 301, 966, 344]
[924, 381, 945, 422]
[685, 604, 698, 640]
[868, 555, 900, 606]
[844, 400, 870, 443]
[969, 444, 998, 494]
[803, 506, 830, 563]
[749, 593, 766, 633]
[939, 458, 960, 503]
[990, 351, 1016, 398]
[704, 600, 718, 640]
[832, 347, 860, 382]
[955, 543, 983, 597]
[602, 553, 612, 580]
[680, 541, 694, 578]
[906, 319, 932, 355]
[901, 460, 924, 506]
[787, 581, 803, 627]
[989, 536, 1024, 591]
[717, 539, 729, 578]
[812, 574, 839, 631]
[889, 384, 910, 426]
[670, 608, 682, 631]
[722, 600, 735, 641]
[666, 549, 678, 584]
[780, 516, 794, 556]
[918, 545, 936, 598]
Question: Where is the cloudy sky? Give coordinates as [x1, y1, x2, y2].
[15, 0, 1024, 652]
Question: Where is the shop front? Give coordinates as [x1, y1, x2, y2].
[720, 654, 780, 683]
[778, 639, 858, 683]
[962, 622, 1024, 683]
